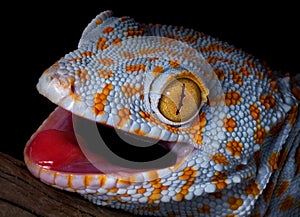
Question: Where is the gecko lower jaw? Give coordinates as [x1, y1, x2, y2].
[24, 107, 194, 176]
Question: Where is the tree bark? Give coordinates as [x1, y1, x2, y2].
[0, 152, 139, 217]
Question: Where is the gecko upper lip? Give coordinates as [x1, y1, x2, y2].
[24, 106, 194, 175]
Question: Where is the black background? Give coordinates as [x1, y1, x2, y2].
[2, 2, 299, 161]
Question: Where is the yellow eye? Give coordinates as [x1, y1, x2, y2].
[158, 78, 202, 123]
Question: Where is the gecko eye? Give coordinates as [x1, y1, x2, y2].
[158, 78, 202, 122]
[149, 70, 208, 126]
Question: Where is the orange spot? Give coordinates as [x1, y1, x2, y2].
[147, 57, 159, 62]
[239, 66, 252, 76]
[75, 69, 89, 83]
[231, 70, 243, 86]
[98, 69, 114, 79]
[137, 188, 147, 194]
[81, 51, 94, 57]
[179, 175, 190, 181]
[279, 195, 294, 211]
[226, 140, 243, 157]
[249, 103, 260, 122]
[243, 61, 258, 70]
[100, 176, 106, 187]
[259, 93, 276, 110]
[255, 71, 264, 81]
[146, 178, 169, 203]
[84, 175, 93, 187]
[227, 197, 244, 211]
[112, 38, 122, 45]
[121, 83, 143, 98]
[225, 90, 241, 106]
[119, 193, 130, 197]
[275, 180, 290, 197]
[184, 112, 206, 145]
[66, 77, 80, 101]
[120, 51, 135, 59]
[254, 125, 267, 145]
[146, 172, 159, 181]
[117, 108, 131, 128]
[226, 214, 237, 217]
[198, 204, 210, 214]
[269, 80, 279, 93]
[223, 117, 237, 132]
[125, 64, 146, 73]
[95, 19, 103, 25]
[263, 180, 274, 203]
[93, 84, 113, 116]
[212, 172, 228, 190]
[214, 68, 225, 80]
[126, 27, 144, 37]
[211, 153, 230, 166]
[140, 94, 144, 101]
[108, 187, 118, 193]
[175, 167, 197, 201]
[68, 57, 81, 62]
[117, 179, 133, 186]
[133, 128, 146, 136]
[98, 58, 114, 66]
[149, 193, 161, 201]
[244, 180, 260, 197]
[137, 47, 159, 55]
[292, 86, 300, 100]
[102, 26, 114, 34]
[169, 59, 181, 69]
[67, 175, 74, 188]
[67, 51, 94, 61]
[211, 192, 223, 198]
[152, 66, 164, 75]
[97, 37, 108, 50]
[139, 111, 180, 134]
[268, 152, 279, 172]
[206, 56, 234, 65]
[182, 34, 197, 44]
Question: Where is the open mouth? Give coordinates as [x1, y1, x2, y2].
[24, 107, 194, 177]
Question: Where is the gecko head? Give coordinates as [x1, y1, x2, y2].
[24, 35, 225, 190]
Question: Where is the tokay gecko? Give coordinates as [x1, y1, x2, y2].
[24, 10, 300, 217]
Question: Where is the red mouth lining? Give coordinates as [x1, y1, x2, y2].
[25, 107, 102, 173]
[24, 107, 191, 175]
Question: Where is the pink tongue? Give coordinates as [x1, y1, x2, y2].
[25, 107, 102, 173]
[27, 129, 101, 173]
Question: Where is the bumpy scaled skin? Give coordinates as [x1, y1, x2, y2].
[28, 11, 300, 216]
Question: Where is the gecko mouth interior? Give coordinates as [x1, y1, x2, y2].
[25, 107, 192, 175]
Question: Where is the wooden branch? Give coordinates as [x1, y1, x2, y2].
[0, 152, 140, 217]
